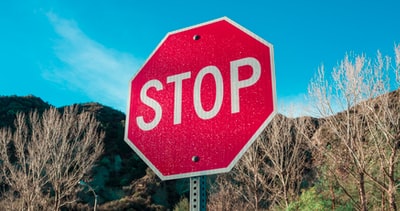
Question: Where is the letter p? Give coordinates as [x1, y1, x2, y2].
[230, 57, 261, 113]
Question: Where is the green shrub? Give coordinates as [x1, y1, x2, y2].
[287, 187, 331, 211]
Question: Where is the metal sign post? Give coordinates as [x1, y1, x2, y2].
[190, 176, 207, 211]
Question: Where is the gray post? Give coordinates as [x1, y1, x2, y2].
[190, 176, 207, 211]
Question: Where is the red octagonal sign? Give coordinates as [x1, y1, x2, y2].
[125, 17, 276, 180]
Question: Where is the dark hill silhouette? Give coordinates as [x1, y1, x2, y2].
[1, 88, 398, 209]
[0, 95, 180, 210]
[0, 95, 51, 128]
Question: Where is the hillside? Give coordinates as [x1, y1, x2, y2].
[0, 95, 182, 210]
[0, 95, 51, 128]
[0, 89, 398, 210]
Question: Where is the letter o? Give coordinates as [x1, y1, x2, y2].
[193, 66, 223, 120]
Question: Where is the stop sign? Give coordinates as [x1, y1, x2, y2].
[125, 17, 276, 180]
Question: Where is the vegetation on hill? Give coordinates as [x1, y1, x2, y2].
[0, 91, 399, 210]
[207, 45, 400, 210]
[0, 105, 104, 210]
[0, 96, 183, 210]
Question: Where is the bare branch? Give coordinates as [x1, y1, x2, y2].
[0, 106, 104, 210]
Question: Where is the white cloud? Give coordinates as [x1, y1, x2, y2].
[43, 12, 140, 112]
[278, 92, 348, 118]
[277, 93, 316, 117]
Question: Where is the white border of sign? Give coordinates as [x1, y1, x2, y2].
[124, 16, 277, 180]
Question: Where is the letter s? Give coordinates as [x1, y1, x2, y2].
[136, 80, 163, 131]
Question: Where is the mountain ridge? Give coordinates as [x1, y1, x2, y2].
[1, 88, 399, 210]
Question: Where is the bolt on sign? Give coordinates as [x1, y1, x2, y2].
[125, 17, 276, 180]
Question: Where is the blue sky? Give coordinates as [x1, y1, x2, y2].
[1, 0, 399, 114]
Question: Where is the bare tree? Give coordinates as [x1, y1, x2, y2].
[308, 46, 400, 211]
[259, 114, 313, 209]
[232, 135, 274, 210]
[0, 106, 104, 210]
[207, 173, 247, 211]
[361, 45, 400, 211]
[208, 133, 274, 211]
[364, 91, 400, 211]
[208, 114, 313, 210]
